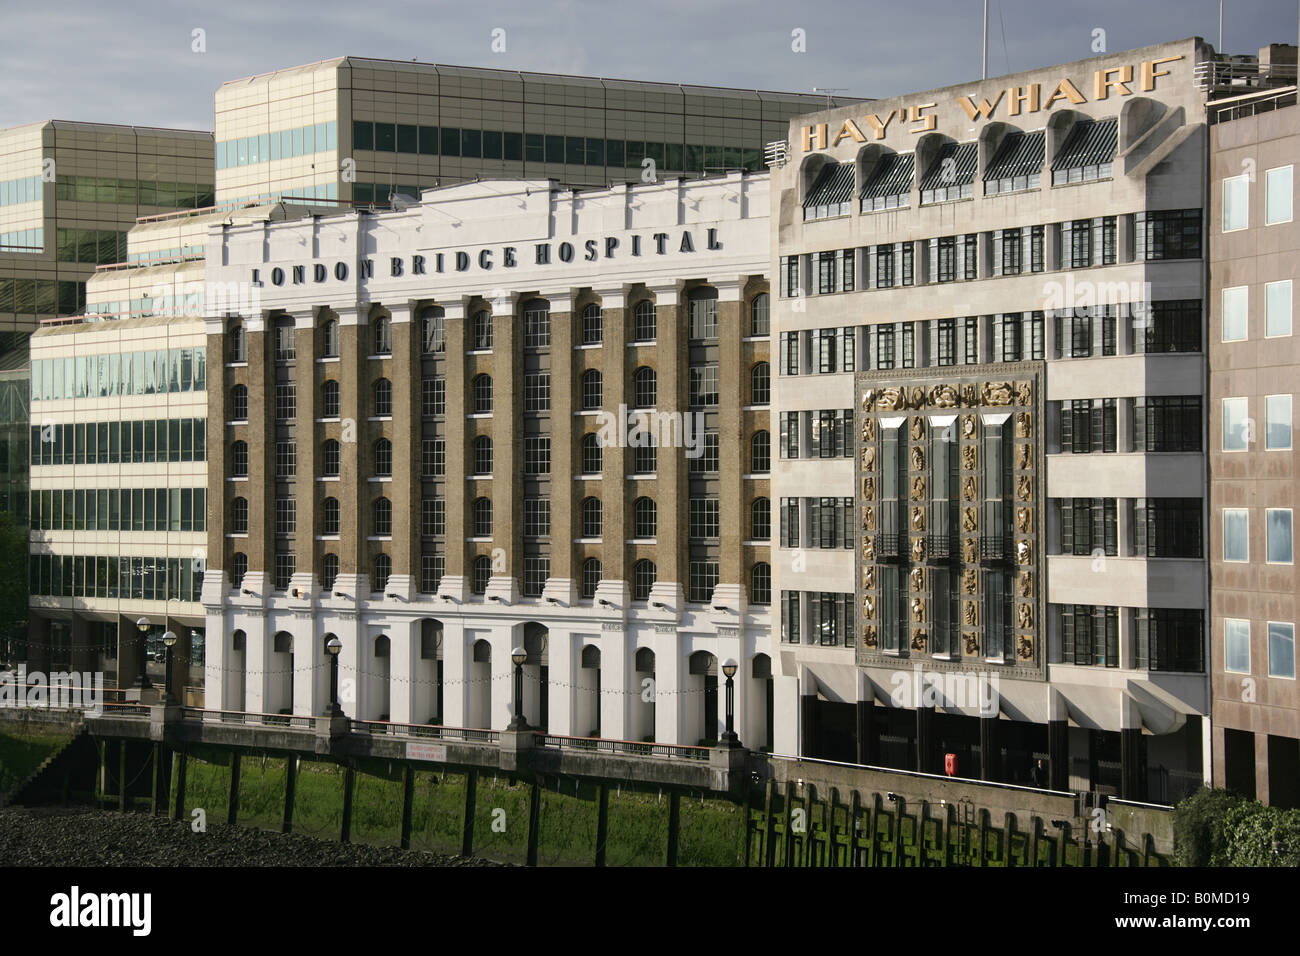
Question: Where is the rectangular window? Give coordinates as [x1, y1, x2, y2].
[875, 324, 896, 370]
[1224, 619, 1251, 674]
[689, 365, 719, 406]
[524, 436, 551, 476]
[964, 317, 979, 364]
[1223, 175, 1249, 232]
[780, 331, 800, 375]
[1223, 508, 1249, 562]
[818, 251, 836, 294]
[1222, 397, 1250, 451]
[1266, 508, 1293, 564]
[1265, 165, 1293, 225]
[1268, 622, 1296, 679]
[901, 323, 915, 368]
[1222, 286, 1249, 341]
[689, 498, 720, 539]
[936, 319, 956, 366]
[1133, 396, 1202, 452]
[523, 498, 550, 537]
[781, 590, 801, 643]
[780, 498, 800, 548]
[818, 328, 836, 373]
[1133, 498, 1203, 558]
[1266, 394, 1293, 450]
[1266, 280, 1292, 337]
[421, 498, 446, 537]
[524, 373, 550, 411]
[779, 412, 800, 459]
[840, 327, 856, 371]
[875, 246, 895, 288]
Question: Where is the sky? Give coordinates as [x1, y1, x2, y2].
[0, 0, 1295, 131]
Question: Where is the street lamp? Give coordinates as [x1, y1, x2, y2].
[325, 636, 344, 717]
[719, 658, 741, 748]
[507, 646, 528, 730]
[160, 631, 178, 704]
[134, 617, 153, 689]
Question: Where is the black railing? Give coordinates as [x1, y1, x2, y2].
[876, 533, 904, 562]
[926, 534, 956, 563]
[979, 535, 1014, 564]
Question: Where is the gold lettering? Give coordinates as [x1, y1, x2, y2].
[1093, 64, 1134, 100]
[1043, 77, 1087, 108]
[832, 118, 867, 146]
[909, 102, 938, 133]
[801, 124, 828, 152]
[861, 110, 896, 140]
[957, 90, 1005, 121]
[1140, 54, 1183, 92]
[1007, 84, 1040, 115]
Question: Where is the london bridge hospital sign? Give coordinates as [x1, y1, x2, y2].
[249, 228, 725, 288]
[798, 54, 1184, 152]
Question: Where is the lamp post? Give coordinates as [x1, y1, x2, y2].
[720, 658, 741, 748]
[325, 636, 344, 717]
[507, 646, 528, 731]
[160, 631, 178, 704]
[134, 616, 153, 689]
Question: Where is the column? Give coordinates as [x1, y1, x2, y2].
[388, 618, 417, 724]
[441, 618, 469, 727]
[246, 312, 273, 580]
[650, 282, 685, 590]
[714, 277, 745, 594]
[494, 295, 521, 591]
[335, 305, 366, 583]
[388, 301, 418, 598]
[1048, 688, 1069, 790]
[654, 631, 683, 745]
[917, 704, 934, 774]
[244, 612, 268, 715]
[292, 310, 318, 595]
[600, 628, 630, 742]
[549, 292, 576, 590]
[799, 666, 818, 758]
[442, 300, 468, 591]
[205, 319, 228, 602]
[548, 628, 577, 736]
[599, 287, 628, 583]
[856, 671, 876, 765]
[980, 715, 1000, 781]
[1120, 694, 1146, 801]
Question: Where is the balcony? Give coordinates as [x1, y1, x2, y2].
[926, 534, 956, 564]
[979, 535, 1014, 566]
[876, 533, 904, 563]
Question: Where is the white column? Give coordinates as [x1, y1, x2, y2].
[601, 628, 631, 741]
[291, 617, 314, 716]
[244, 613, 268, 715]
[335, 614, 362, 721]
[654, 633, 683, 745]
[442, 618, 469, 727]
[773, 673, 800, 755]
[490, 626, 516, 730]
[389, 618, 416, 724]
[549, 628, 578, 736]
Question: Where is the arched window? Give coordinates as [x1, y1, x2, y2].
[321, 380, 340, 418]
[581, 433, 603, 474]
[322, 497, 340, 536]
[473, 497, 493, 537]
[473, 435, 493, 475]
[231, 498, 249, 534]
[231, 384, 248, 421]
[230, 440, 248, 477]
[471, 309, 493, 350]
[373, 497, 392, 536]
[581, 302, 603, 345]
[373, 553, 392, 592]
[471, 555, 493, 594]
[750, 562, 772, 605]
[581, 558, 602, 599]
[751, 497, 771, 540]
[632, 559, 657, 601]
[581, 369, 602, 410]
[229, 322, 247, 362]
[633, 443, 657, 475]
[633, 497, 657, 539]
[581, 496, 602, 538]
[750, 362, 770, 405]
[322, 439, 341, 477]
[749, 292, 770, 336]
[632, 366, 657, 408]
[632, 300, 657, 342]
[472, 374, 493, 413]
[421, 306, 445, 353]
[322, 554, 339, 590]
[374, 439, 392, 476]
[372, 314, 392, 355]
[321, 318, 339, 358]
[230, 552, 248, 587]
[373, 378, 392, 416]
[751, 431, 771, 473]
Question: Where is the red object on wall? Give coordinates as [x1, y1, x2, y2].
[944, 753, 958, 777]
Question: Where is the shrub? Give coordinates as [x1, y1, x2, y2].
[1172, 787, 1243, 866]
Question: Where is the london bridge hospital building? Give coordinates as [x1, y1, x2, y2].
[202, 172, 777, 747]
